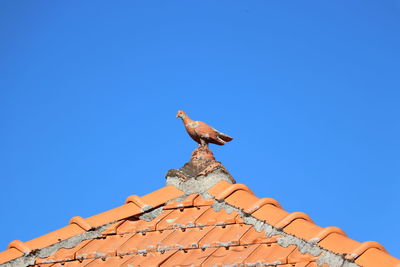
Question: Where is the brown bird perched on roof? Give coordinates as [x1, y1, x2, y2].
[176, 110, 233, 147]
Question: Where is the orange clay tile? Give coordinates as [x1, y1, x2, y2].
[202, 244, 260, 266]
[101, 221, 125, 235]
[36, 262, 54, 266]
[251, 203, 290, 226]
[345, 241, 387, 260]
[273, 264, 310, 267]
[293, 263, 313, 267]
[287, 247, 319, 263]
[7, 240, 31, 254]
[124, 195, 147, 208]
[156, 206, 210, 230]
[117, 230, 173, 256]
[116, 209, 174, 234]
[243, 243, 296, 265]
[275, 212, 313, 230]
[75, 234, 134, 260]
[85, 202, 141, 228]
[355, 247, 400, 267]
[164, 194, 199, 209]
[69, 216, 93, 231]
[311, 226, 347, 242]
[120, 250, 177, 267]
[318, 232, 361, 255]
[51, 259, 94, 266]
[24, 224, 86, 252]
[36, 240, 92, 264]
[243, 197, 282, 214]
[198, 224, 252, 248]
[0, 248, 23, 264]
[160, 246, 218, 267]
[283, 218, 324, 241]
[239, 226, 278, 245]
[158, 226, 215, 250]
[224, 189, 259, 210]
[213, 183, 253, 201]
[206, 180, 233, 197]
[83, 256, 126, 266]
[140, 185, 184, 208]
[195, 206, 239, 226]
[192, 194, 214, 206]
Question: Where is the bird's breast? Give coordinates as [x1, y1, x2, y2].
[185, 121, 199, 129]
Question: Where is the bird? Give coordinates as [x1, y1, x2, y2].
[176, 110, 233, 147]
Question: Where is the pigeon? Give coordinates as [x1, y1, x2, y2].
[176, 110, 233, 147]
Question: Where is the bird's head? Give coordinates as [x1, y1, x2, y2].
[176, 110, 186, 119]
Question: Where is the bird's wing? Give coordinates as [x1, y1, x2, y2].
[212, 127, 233, 142]
[194, 122, 213, 138]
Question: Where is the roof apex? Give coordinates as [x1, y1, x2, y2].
[165, 146, 235, 194]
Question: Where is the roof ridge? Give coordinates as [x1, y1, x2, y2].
[203, 181, 400, 267]
[1, 179, 399, 267]
[0, 185, 185, 266]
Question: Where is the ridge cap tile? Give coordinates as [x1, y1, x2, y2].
[355, 247, 400, 267]
[164, 194, 199, 209]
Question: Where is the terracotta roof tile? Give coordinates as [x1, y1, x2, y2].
[318, 232, 362, 255]
[192, 194, 214, 207]
[36, 240, 92, 264]
[24, 224, 86, 252]
[201, 244, 260, 266]
[116, 209, 174, 234]
[139, 185, 184, 207]
[120, 250, 177, 267]
[159, 226, 215, 251]
[239, 226, 279, 245]
[161, 246, 218, 266]
[164, 194, 199, 210]
[251, 202, 290, 225]
[355, 247, 400, 267]
[224, 189, 260, 210]
[195, 206, 239, 226]
[198, 224, 252, 248]
[85, 202, 141, 228]
[75, 234, 133, 260]
[243, 243, 296, 265]
[283, 218, 325, 241]
[118, 230, 173, 256]
[1, 181, 399, 267]
[83, 256, 125, 266]
[0, 248, 23, 264]
[288, 247, 319, 263]
[156, 206, 210, 230]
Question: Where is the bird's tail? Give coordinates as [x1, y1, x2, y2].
[219, 132, 233, 142]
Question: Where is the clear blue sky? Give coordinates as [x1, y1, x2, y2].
[1, 1, 399, 258]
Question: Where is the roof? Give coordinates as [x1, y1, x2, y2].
[0, 181, 399, 267]
[0, 147, 399, 267]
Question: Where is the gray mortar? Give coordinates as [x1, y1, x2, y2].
[139, 206, 163, 222]
[0, 224, 110, 267]
[166, 169, 233, 194]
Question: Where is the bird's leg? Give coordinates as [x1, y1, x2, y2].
[200, 139, 208, 147]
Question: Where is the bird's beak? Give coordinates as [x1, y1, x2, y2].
[176, 114, 179, 118]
